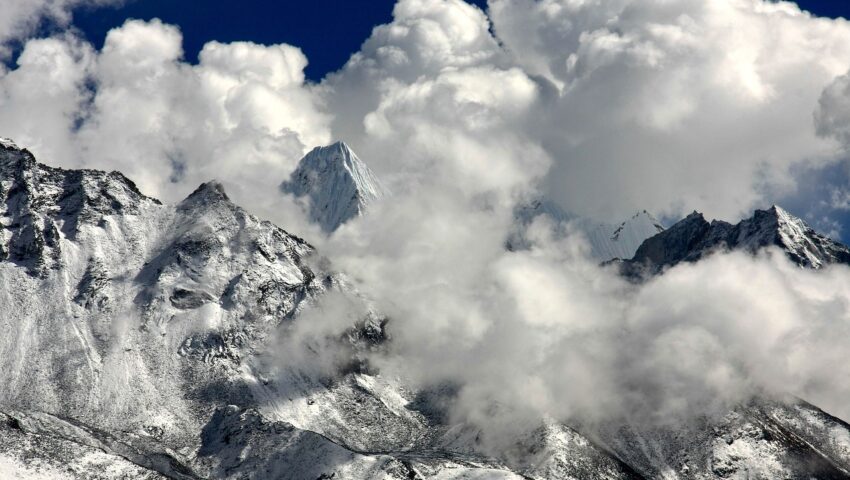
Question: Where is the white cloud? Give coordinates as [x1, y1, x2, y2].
[323, 221, 850, 445]
[9, 0, 845, 227]
[0, 34, 94, 161]
[322, 0, 517, 183]
[358, 0, 501, 78]
[486, 0, 850, 221]
[816, 69, 850, 148]
[0, 19, 330, 235]
[271, 0, 850, 445]
[3, 0, 850, 224]
[0, 0, 122, 58]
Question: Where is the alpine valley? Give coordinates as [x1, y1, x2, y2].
[3, 136, 850, 480]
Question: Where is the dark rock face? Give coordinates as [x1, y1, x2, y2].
[623, 206, 850, 276]
[630, 211, 716, 269]
[169, 288, 216, 309]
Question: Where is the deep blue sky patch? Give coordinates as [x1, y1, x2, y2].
[67, 1, 850, 82]
[795, 0, 850, 20]
[72, 0, 488, 82]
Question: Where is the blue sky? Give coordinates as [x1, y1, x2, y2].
[71, 0, 489, 81]
[67, 0, 845, 81]
[794, 0, 850, 19]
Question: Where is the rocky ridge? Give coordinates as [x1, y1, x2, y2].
[620, 205, 850, 276]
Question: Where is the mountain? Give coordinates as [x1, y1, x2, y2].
[281, 141, 386, 233]
[0, 139, 637, 479]
[4, 137, 850, 479]
[621, 205, 850, 275]
[512, 200, 665, 261]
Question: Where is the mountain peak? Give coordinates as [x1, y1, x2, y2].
[179, 180, 231, 209]
[599, 210, 665, 258]
[631, 210, 713, 269]
[281, 141, 386, 233]
[684, 210, 706, 222]
[328, 139, 353, 153]
[186, 180, 230, 201]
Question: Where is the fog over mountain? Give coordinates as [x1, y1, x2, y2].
[4, 0, 850, 479]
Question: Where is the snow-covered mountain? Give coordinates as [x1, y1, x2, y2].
[4, 137, 850, 479]
[621, 205, 850, 275]
[512, 200, 665, 261]
[281, 141, 386, 233]
[0, 138, 630, 479]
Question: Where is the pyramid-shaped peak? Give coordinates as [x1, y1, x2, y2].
[661, 210, 709, 232]
[314, 140, 352, 155]
[766, 204, 796, 221]
[684, 210, 706, 221]
[180, 180, 231, 209]
[328, 140, 353, 152]
[282, 141, 387, 233]
[755, 204, 783, 217]
[628, 210, 664, 227]
[302, 141, 369, 172]
[749, 204, 807, 230]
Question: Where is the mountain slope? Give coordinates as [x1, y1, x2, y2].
[281, 141, 387, 233]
